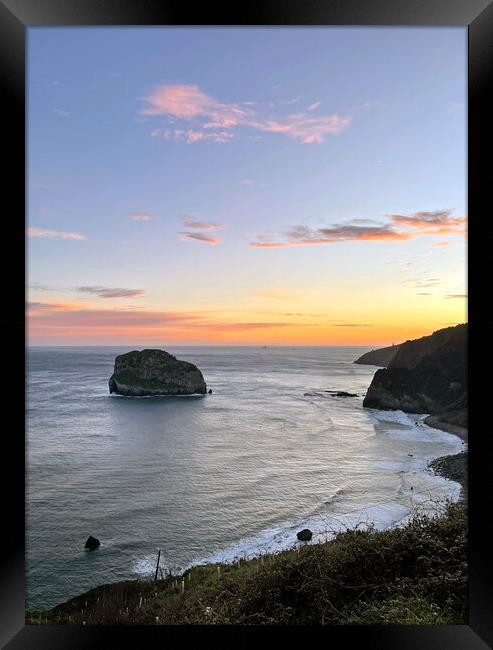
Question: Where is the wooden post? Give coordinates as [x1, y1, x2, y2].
[154, 549, 161, 582]
[217, 565, 221, 579]
[181, 578, 185, 594]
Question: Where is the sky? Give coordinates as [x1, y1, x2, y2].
[27, 27, 467, 346]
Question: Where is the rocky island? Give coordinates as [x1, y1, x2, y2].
[108, 349, 207, 397]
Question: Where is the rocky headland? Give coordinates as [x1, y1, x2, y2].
[356, 324, 468, 497]
[353, 344, 401, 367]
[359, 324, 467, 428]
[108, 349, 207, 397]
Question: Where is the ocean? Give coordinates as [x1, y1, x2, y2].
[26, 346, 465, 611]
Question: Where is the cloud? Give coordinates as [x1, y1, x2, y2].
[250, 113, 352, 144]
[27, 227, 87, 240]
[249, 209, 466, 248]
[151, 128, 234, 143]
[445, 294, 467, 299]
[240, 179, 255, 185]
[178, 214, 226, 245]
[250, 223, 411, 248]
[27, 301, 64, 310]
[179, 215, 225, 231]
[53, 108, 69, 117]
[177, 232, 223, 245]
[76, 286, 146, 299]
[27, 303, 310, 339]
[140, 83, 355, 144]
[388, 210, 466, 235]
[130, 211, 152, 221]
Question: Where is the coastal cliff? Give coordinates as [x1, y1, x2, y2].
[109, 349, 207, 396]
[354, 344, 401, 367]
[362, 324, 467, 430]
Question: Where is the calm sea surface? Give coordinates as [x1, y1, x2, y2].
[26, 346, 464, 610]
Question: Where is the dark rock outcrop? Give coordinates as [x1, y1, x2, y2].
[326, 390, 359, 398]
[297, 529, 313, 541]
[363, 324, 467, 423]
[85, 536, 100, 550]
[354, 344, 401, 367]
[108, 349, 207, 397]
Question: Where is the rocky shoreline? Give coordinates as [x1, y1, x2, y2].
[422, 411, 467, 504]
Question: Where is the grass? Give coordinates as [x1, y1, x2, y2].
[26, 503, 467, 626]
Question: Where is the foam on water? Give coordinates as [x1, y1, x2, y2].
[132, 409, 464, 579]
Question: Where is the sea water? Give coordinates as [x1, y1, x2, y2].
[26, 346, 465, 610]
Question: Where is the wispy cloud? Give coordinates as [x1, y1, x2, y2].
[445, 294, 467, 299]
[27, 303, 311, 340]
[151, 128, 234, 143]
[249, 209, 466, 248]
[178, 214, 226, 245]
[76, 286, 146, 299]
[130, 211, 152, 221]
[27, 227, 87, 241]
[178, 232, 223, 245]
[140, 83, 354, 144]
[251, 113, 351, 144]
[388, 210, 466, 235]
[53, 108, 69, 117]
[250, 223, 411, 248]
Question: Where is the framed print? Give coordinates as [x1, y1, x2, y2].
[1, 0, 491, 647]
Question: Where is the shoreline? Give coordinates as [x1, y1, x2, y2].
[424, 418, 468, 504]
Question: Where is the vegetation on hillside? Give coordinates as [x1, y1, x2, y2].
[27, 503, 467, 626]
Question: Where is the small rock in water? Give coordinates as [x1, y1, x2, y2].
[297, 529, 313, 542]
[85, 536, 100, 550]
[326, 390, 359, 398]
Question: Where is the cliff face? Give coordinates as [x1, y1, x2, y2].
[109, 349, 207, 396]
[363, 324, 467, 424]
[354, 344, 401, 367]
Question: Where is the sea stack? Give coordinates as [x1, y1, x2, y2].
[108, 349, 207, 397]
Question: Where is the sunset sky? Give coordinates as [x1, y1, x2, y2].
[27, 27, 467, 346]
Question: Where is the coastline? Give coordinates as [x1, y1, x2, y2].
[424, 417, 468, 504]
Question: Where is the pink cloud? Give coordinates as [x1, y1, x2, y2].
[250, 210, 467, 249]
[141, 84, 248, 128]
[252, 113, 352, 143]
[178, 232, 223, 245]
[140, 83, 356, 144]
[389, 210, 466, 234]
[178, 214, 226, 244]
[27, 227, 87, 240]
[250, 223, 412, 247]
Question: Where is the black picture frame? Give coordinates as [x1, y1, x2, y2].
[2, 0, 490, 647]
